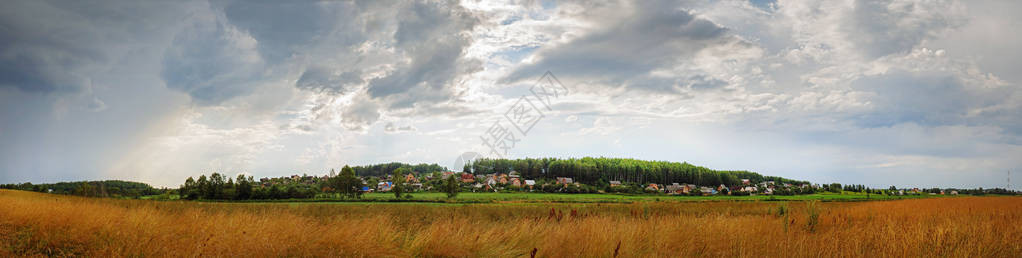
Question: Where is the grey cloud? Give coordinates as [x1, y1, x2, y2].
[214, 0, 482, 118]
[367, 0, 480, 110]
[161, 16, 265, 105]
[368, 39, 470, 102]
[849, 0, 961, 58]
[0, 0, 270, 108]
[849, 70, 1013, 130]
[218, 0, 366, 62]
[340, 95, 381, 131]
[295, 67, 363, 94]
[627, 75, 728, 94]
[384, 122, 417, 133]
[502, 0, 736, 93]
[0, 1, 138, 93]
[215, 1, 377, 102]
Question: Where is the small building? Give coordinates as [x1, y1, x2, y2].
[950, 190, 959, 195]
[524, 180, 536, 190]
[741, 179, 751, 185]
[665, 183, 685, 195]
[460, 173, 476, 183]
[700, 187, 717, 195]
[556, 177, 574, 185]
[646, 183, 660, 191]
[405, 173, 419, 184]
[377, 182, 393, 192]
[510, 177, 522, 187]
[609, 181, 622, 187]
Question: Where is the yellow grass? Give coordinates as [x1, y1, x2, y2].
[1, 189, 1021, 257]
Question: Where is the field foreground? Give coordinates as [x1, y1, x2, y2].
[1, 190, 1021, 257]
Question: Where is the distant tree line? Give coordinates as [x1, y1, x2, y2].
[0, 180, 163, 198]
[179, 173, 317, 200]
[920, 187, 1015, 195]
[179, 166, 368, 201]
[464, 157, 809, 187]
[349, 162, 446, 177]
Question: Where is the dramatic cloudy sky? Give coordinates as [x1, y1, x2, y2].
[1, 0, 1020, 189]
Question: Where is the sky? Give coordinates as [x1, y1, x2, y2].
[1, 0, 1020, 189]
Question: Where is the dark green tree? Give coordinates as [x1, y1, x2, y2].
[196, 175, 209, 199]
[209, 173, 226, 199]
[235, 174, 252, 200]
[333, 165, 364, 199]
[440, 173, 460, 198]
[182, 177, 199, 200]
[392, 168, 408, 198]
[269, 185, 282, 199]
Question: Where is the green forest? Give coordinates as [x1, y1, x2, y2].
[465, 157, 808, 186]
[350, 162, 447, 177]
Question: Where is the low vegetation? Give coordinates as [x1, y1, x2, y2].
[0, 180, 164, 198]
[2, 189, 1020, 257]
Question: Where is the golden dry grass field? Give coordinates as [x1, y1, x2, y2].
[1, 189, 1021, 257]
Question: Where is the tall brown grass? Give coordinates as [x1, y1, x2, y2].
[1, 189, 1021, 257]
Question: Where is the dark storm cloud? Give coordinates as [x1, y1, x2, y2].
[366, 0, 480, 110]
[218, 0, 366, 62]
[367, 38, 471, 102]
[161, 18, 265, 105]
[503, 0, 735, 91]
[0, 1, 161, 93]
[185, 0, 481, 115]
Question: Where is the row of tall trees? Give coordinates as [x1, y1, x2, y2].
[0, 180, 162, 198]
[180, 173, 251, 200]
[179, 173, 318, 200]
[464, 157, 808, 187]
[180, 168, 373, 201]
[350, 162, 446, 177]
